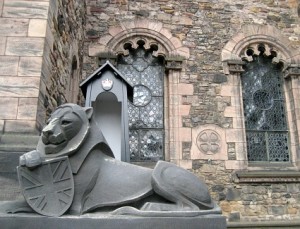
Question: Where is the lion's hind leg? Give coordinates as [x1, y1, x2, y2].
[149, 161, 215, 212]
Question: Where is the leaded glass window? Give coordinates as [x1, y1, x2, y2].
[241, 54, 289, 162]
[117, 45, 164, 162]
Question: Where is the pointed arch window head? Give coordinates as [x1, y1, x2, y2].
[117, 42, 165, 162]
[241, 44, 290, 162]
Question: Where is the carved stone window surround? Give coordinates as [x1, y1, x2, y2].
[221, 25, 300, 170]
[88, 19, 190, 167]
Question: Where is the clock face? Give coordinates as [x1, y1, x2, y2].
[133, 85, 152, 106]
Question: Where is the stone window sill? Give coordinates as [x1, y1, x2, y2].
[233, 170, 300, 183]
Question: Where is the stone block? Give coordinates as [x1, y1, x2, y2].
[287, 183, 300, 194]
[220, 85, 239, 97]
[99, 34, 113, 46]
[0, 76, 40, 97]
[169, 115, 180, 128]
[169, 83, 178, 95]
[170, 36, 182, 49]
[178, 83, 193, 95]
[18, 57, 42, 76]
[272, 184, 287, 193]
[148, 21, 163, 32]
[6, 37, 44, 56]
[4, 120, 38, 134]
[225, 128, 245, 143]
[88, 44, 107, 56]
[268, 205, 285, 216]
[224, 160, 247, 170]
[226, 187, 241, 201]
[120, 20, 135, 30]
[228, 212, 241, 222]
[169, 128, 178, 142]
[0, 37, 5, 55]
[213, 74, 227, 84]
[3, 0, 49, 19]
[169, 95, 180, 105]
[179, 159, 192, 170]
[28, 19, 47, 37]
[179, 105, 191, 116]
[135, 19, 149, 29]
[235, 143, 247, 160]
[36, 96, 46, 129]
[160, 28, 173, 39]
[212, 185, 225, 192]
[0, 120, 4, 133]
[0, 98, 18, 119]
[232, 116, 244, 129]
[179, 127, 192, 142]
[108, 25, 124, 37]
[48, 0, 58, 18]
[191, 124, 227, 160]
[0, 18, 28, 36]
[221, 50, 234, 62]
[17, 98, 38, 120]
[176, 47, 190, 58]
[242, 24, 259, 37]
[157, 13, 172, 21]
[224, 106, 239, 118]
[291, 54, 300, 64]
[172, 15, 193, 26]
[0, 0, 3, 17]
[0, 56, 19, 76]
[222, 39, 237, 53]
[45, 23, 54, 48]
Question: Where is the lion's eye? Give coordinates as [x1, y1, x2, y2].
[61, 120, 72, 125]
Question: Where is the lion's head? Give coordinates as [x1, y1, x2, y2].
[37, 104, 93, 157]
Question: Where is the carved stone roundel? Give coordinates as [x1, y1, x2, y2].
[196, 130, 221, 155]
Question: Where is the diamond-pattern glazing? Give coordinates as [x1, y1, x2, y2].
[241, 55, 289, 162]
[117, 47, 164, 162]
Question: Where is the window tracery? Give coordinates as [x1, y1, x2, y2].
[117, 43, 164, 162]
[241, 45, 289, 162]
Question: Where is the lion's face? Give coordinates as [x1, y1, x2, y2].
[38, 104, 93, 156]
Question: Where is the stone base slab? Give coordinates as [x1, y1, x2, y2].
[0, 211, 226, 229]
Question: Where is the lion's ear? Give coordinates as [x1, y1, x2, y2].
[84, 107, 93, 120]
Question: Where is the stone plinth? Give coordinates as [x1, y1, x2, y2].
[0, 211, 226, 229]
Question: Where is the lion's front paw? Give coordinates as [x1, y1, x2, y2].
[19, 150, 42, 169]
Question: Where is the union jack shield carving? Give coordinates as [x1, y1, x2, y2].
[17, 156, 74, 217]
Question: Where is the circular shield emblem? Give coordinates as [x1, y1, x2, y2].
[17, 156, 74, 217]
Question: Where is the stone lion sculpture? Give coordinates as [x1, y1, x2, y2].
[15, 103, 220, 217]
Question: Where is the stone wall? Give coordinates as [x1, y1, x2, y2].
[0, 0, 85, 151]
[192, 160, 300, 222]
[83, 0, 300, 223]
[0, 0, 49, 143]
[0, 0, 85, 200]
[41, 0, 86, 120]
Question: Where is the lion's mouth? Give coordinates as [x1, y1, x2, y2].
[42, 133, 66, 146]
[44, 141, 68, 154]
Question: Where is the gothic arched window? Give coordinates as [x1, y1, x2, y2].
[241, 46, 290, 162]
[117, 43, 165, 162]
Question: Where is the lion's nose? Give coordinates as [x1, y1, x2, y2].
[42, 118, 58, 139]
[42, 128, 53, 138]
[42, 124, 54, 137]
